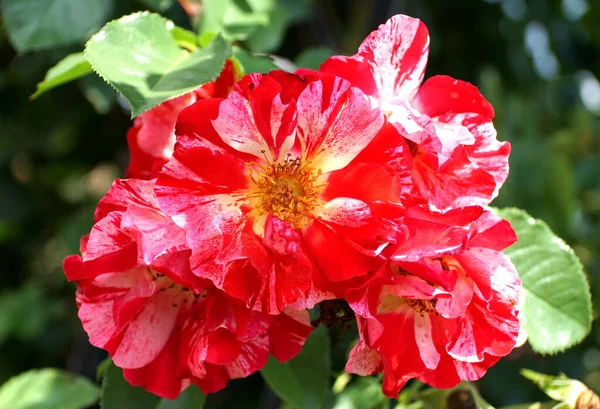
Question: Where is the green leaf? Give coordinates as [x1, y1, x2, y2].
[155, 387, 206, 409]
[0, 368, 99, 409]
[245, 0, 314, 52]
[85, 12, 231, 117]
[170, 26, 198, 51]
[295, 46, 335, 70]
[244, 0, 289, 52]
[520, 369, 587, 405]
[332, 377, 388, 409]
[96, 357, 113, 382]
[197, 0, 269, 41]
[0, 0, 113, 52]
[496, 208, 592, 354]
[101, 362, 205, 409]
[139, 0, 175, 11]
[101, 363, 160, 409]
[31, 52, 92, 99]
[261, 325, 331, 409]
[79, 74, 116, 115]
[232, 46, 278, 74]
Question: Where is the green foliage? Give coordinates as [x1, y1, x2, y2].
[100, 362, 205, 409]
[1, 0, 600, 408]
[139, 0, 175, 12]
[497, 208, 592, 354]
[0, 285, 63, 346]
[0, 0, 113, 52]
[261, 325, 331, 409]
[84, 12, 231, 117]
[245, 0, 314, 52]
[195, 0, 314, 52]
[170, 27, 198, 51]
[332, 377, 389, 409]
[31, 53, 92, 99]
[0, 368, 99, 409]
[79, 75, 117, 115]
[295, 46, 336, 70]
[196, 0, 269, 41]
[232, 47, 279, 74]
[420, 383, 494, 409]
[520, 370, 586, 404]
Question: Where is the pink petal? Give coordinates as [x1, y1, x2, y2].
[83, 213, 137, 274]
[296, 76, 384, 173]
[321, 14, 430, 103]
[223, 334, 270, 379]
[445, 295, 519, 362]
[395, 260, 458, 292]
[112, 289, 180, 369]
[393, 206, 478, 261]
[78, 297, 119, 350]
[323, 162, 404, 205]
[466, 210, 517, 251]
[413, 75, 494, 119]
[346, 338, 382, 375]
[123, 330, 189, 399]
[268, 308, 313, 362]
[212, 73, 298, 161]
[435, 270, 474, 319]
[94, 179, 158, 222]
[407, 76, 509, 209]
[199, 328, 242, 365]
[304, 219, 382, 282]
[414, 314, 440, 370]
[126, 92, 196, 180]
[411, 146, 497, 210]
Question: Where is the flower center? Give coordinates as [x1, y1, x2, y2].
[249, 153, 322, 228]
[406, 298, 438, 317]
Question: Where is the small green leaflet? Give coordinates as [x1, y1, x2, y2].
[31, 53, 92, 99]
[233, 46, 279, 74]
[261, 325, 331, 409]
[85, 12, 231, 117]
[520, 369, 587, 405]
[170, 26, 198, 51]
[496, 207, 592, 354]
[0, 0, 113, 52]
[31, 25, 200, 101]
[197, 0, 269, 41]
[0, 368, 99, 409]
[100, 362, 205, 409]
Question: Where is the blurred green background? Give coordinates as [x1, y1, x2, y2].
[0, 0, 599, 408]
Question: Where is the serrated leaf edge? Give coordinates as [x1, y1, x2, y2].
[498, 207, 593, 355]
[83, 11, 229, 118]
[30, 52, 92, 99]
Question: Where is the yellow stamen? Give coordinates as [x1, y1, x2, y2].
[247, 152, 322, 228]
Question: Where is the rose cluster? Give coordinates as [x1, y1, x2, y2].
[64, 14, 521, 399]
